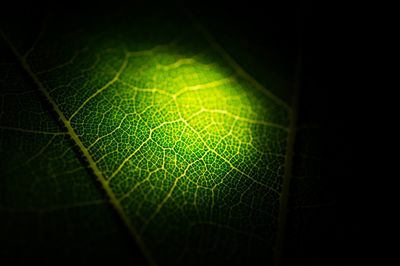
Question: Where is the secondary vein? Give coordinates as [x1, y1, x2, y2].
[187, 14, 292, 111]
[0, 30, 156, 266]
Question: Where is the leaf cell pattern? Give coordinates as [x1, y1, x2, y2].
[1, 8, 293, 265]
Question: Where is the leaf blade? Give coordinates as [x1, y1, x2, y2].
[1, 3, 298, 265]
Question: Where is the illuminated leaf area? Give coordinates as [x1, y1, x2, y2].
[0, 7, 292, 265]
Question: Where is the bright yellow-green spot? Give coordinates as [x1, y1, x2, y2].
[1, 13, 291, 265]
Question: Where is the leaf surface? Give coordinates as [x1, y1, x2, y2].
[0, 3, 297, 265]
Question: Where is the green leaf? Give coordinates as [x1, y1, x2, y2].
[1, 3, 299, 265]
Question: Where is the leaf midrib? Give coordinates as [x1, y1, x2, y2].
[0, 30, 155, 266]
[1, 16, 297, 265]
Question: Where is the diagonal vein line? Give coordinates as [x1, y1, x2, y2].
[173, 96, 281, 194]
[174, 76, 236, 97]
[26, 134, 57, 164]
[182, 118, 280, 195]
[182, 14, 298, 266]
[141, 151, 210, 231]
[185, 13, 291, 111]
[107, 134, 152, 181]
[23, 14, 48, 60]
[0, 30, 156, 266]
[108, 118, 183, 181]
[68, 54, 129, 122]
[142, 163, 192, 229]
[35, 48, 84, 75]
[193, 108, 288, 130]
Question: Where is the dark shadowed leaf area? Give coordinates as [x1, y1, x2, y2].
[0, 1, 335, 265]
